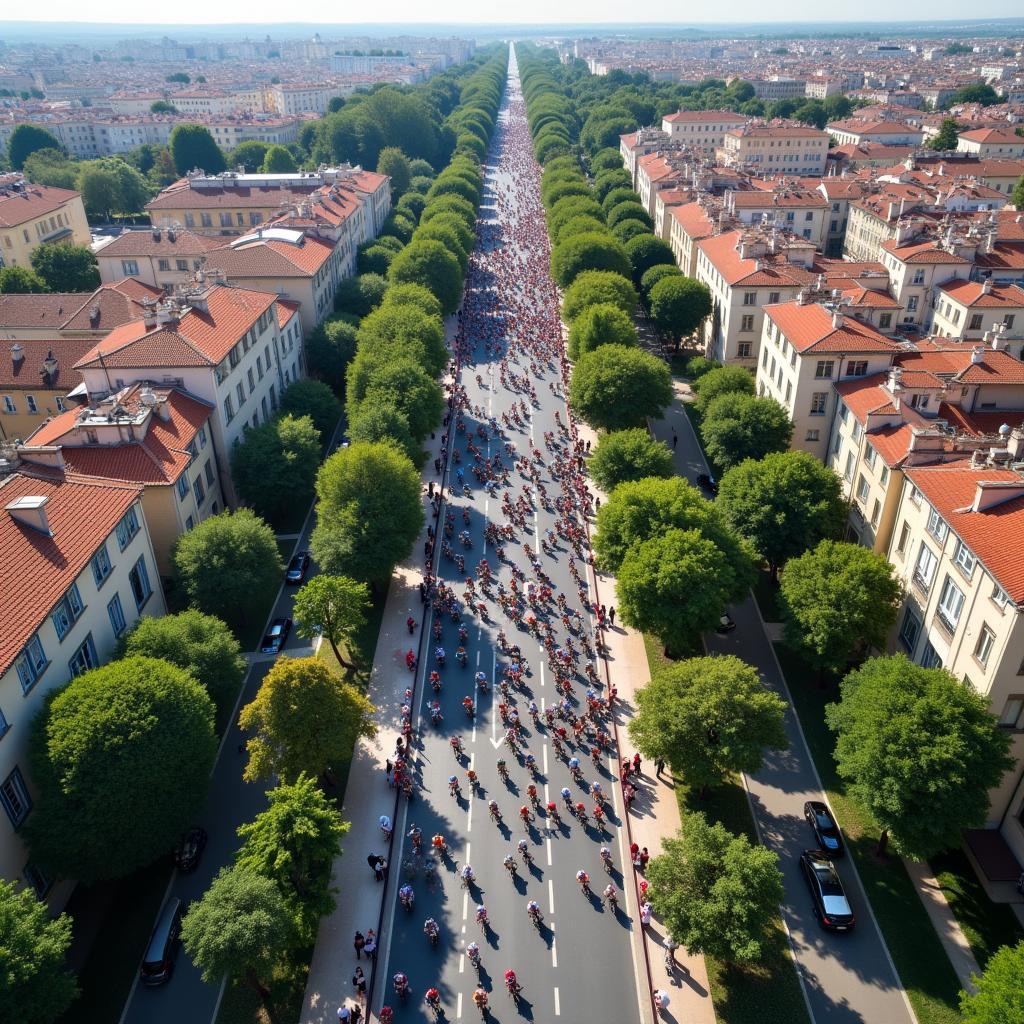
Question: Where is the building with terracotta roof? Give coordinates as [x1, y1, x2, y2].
[618, 126, 671, 187]
[879, 237, 972, 330]
[635, 152, 684, 219]
[932, 280, 1024, 346]
[19, 384, 222, 573]
[717, 123, 830, 177]
[652, 187, 692, 243]
[0, 466, 165, 907]
[957, 127, 1024, 159]
[0, 174, 90, 271]
[726, 185, 829, 250]
[826, 119, 924, 148]
[95, 226, 223, 290]
[659, 109, 748, 155]
[667, 200, 717, 277]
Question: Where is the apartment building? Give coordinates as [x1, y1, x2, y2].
[634, 152, 683, 219]
[932, 280, 1024, 345]
[667, 200, 716, 277]
[826, 119, 924, 148]
[95, 227, 223, 289]
[879, 237, 972, 329]
[71, 279, 298, 506]
[263, 83, 349, 117]
[652, 187, 691, 242]
[750, 77, 807, 100]
[756, 299, 898, 460]
[619, 127, 671, 187]
[718, 123, 830, 177]
[818, 178, 867, 257]
[727, 187, 829, 249]
[0, 468, 165, 908]
[659, 109, 748, 155]
[957, 128, 1024, 159]
[18, 384, 223, 574]
[0, 176, 90, 270]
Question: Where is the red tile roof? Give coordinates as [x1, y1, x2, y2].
[0, 470, 142, 677]
[0, 279, 164, 334]
[697, 231, 806, 288]
[205, 234, 335, 278]
[663, 109, 748, 124]
[765, 302, 898, 355]
[937, 280, 1024, 309]
[0, 337, 93, 391]
[97, 227, 222, 258]
[668, 201, 715, 240]
[275, 299, 300, 329]
[880, 239, 970, 264]
[937, 403, 1024, 438]
[959, 127, 1024, 144]
[0, 181, 81, 229]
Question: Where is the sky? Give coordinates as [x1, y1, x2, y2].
[1, 1, 1022, 27]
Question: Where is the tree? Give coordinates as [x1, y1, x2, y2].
[356, 359, 443, 443]
[239, 657, 376, 784]
[77, 159, 151, 220]
[826, 655, 1014, 858]
[236, 775, 348, 937]
[550, 232, 631, 289]
[311, 441, 423, 585]
[960, 941, 1024, 1024]
[306, 316, 357, 390]
[948, 82, 1000, 107]
[388, 240, 463, 316]
[231, 413, 321, 526]
[121, 609, 245, 717]
[334, 272, 388, 318]
[780, 540, 901, 676]
[700, 392, 793, 470]
[569, 344, 672, 431]
[26, 657, 216, 881]
[173, 509, 283, 633]
[377, 146, 411, 197]
[692, 364, 755, 415]
[647, 816, 784, 965]
[261, 145, 296, 173]
[21, 147, 77, 189]
[169, 123, 225, 175]
[228, 140, 270, 172]
[166, 72, 190, 84]
[0, 266, 48, 293]
[588, 428, 673, 491]
[612, 218, 653, 245]
[150, 100, 178, 114]
[0, 879, 76, 1024]
[561, 269, 637, 322]
[717, 451, 845, 578]
[928, 117, 960, 151]
[292, 574, 370, 670]
[348, 402, 418, 464]
[567, 302, 638, 360]
[1012, 173, 1024, 212]
[607, 201, 652, 230]
[29, 244, 99, 292]
[181, 866, 294, 1001]
[649, 276, 712, 346]
[623, 234, 676, 288]
[639, 263, 682, 301]
[8, 124, 63, 170]
[617, 528, 739, 653]
[630, 656, 787, 793]
[280, 378, 341, 441]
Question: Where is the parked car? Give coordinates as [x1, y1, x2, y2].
[800, 849, 855, 931]
[261, 617, 292, 654]
[140, 897, 183, 986]
[804, 800, 844, 857]
[174, 826, 208, 873]
[285, 551, 311, 584]
[697, 472, 718, 496]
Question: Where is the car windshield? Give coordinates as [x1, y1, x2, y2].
[814, 862, 844, 896]
[289, 557, 303, 570]
[269, 623, 283, 637]
[814, 810, 835, 829]
[822, 893, 853, 917]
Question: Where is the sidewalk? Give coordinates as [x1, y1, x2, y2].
[574, 415, 716, 1024]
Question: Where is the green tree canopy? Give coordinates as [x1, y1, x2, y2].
[306, 316, 357, 390]
[0, 266, 48, 293]
[717, 451, 846, 577]
[280, 378, 341, 441]
[21, 147, 77, 189]
[388, 239, 463, 316]
[311, 440, 423, 584]
[568, 344, 672, 431]
[381, 282, 443, 320]
[228, 140, 271, 172]
[181, 866, 294, 1001]
[239, 657, 376, 784]
[293, 574, 370, 670]
[567, 302, 638, 360]
[550, 232, 631, 288]
[377, 146, 412, 197]
[169, 123, 225, 175]
[0, 879, 76, 1024]
[561, 269, 637, 322]
[960, 941, 1024, 1024]
[780, 540, 901, 675]
[355, 301, 448, 377]
[649, 276, 712, 344]
[639, 262, 683, 301]
[928, 117, 961, 151]
[8, 124, 64, 170]
[29, 244, 99, 292]
[347, 402, 418, 464]
[607, 201, 652, 230]
[826, 655, 1014, 858]
[700, 392, 793, 470]
[623, 233, 676, 288]
[647, 816, 784, 965]
[948, 82, 1000, 107]
[692, 364, 755, 414]
[173, 509, 283, 632]
[261, 145, 297, 173]
[334, 272, 387, 318]
[611, 218, 653, 245]
[26, 657, 215, 881]
[588, 428, 673, 491]
[1012, 174, 1024, 212]
[630, 655, 788, 792]
[121, 609, 245, 717]
[236, 775, 348, 938]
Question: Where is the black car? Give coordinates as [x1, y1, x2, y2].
[174, 826, 208, 873]
[261, 617, 292, 654]
[285, 551, 311, 584]
[697, 472, 718, 496]
[716, 612, 736, 634]
[800, 849, 855, 931]
[804, 800, 844, 857]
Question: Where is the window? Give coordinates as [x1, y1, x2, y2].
[864, 446, 877, 470]
[870, 499, 881, 528]
[908, 295, 919, 312]
[805, 211, 814, 222]
[68, 634, 98, 677]
[810, 392, 828, 416]
[761, 347, 769, 368]
[224, 394, 235, 423]
[830, 219, 838, 232]
[220, 212, 232, 227]
[999, 698, 1024, 728]
[969, 313, 984, 331]
[880, 465, 889, 487]
[177, 475, 189, 500]
[2, 395, 15, 413]
[926, 508, 948, 544]
[815, 360, 835, 378]
[52, 583, 85, 641]
[740, 314, 754, 332]
[247, 368, 255, 394]
[953, 540, 976, 578]
[250, 212, 262, 226]
[184, 212, 195, 227]
[25, 395, 37, 414]
[0, 705, 7, 738]
[14, 635, 46, 693]
[193, 476, 205, 506]
[198, 426, 207, 449]
[914, 542, 938, 591]
[201, 212, 213, 228]
[121, 259, 139, 276]
[129, 557, 152, 610]
[204, 459, 214, 486]
[879, 313, 892, 329]
[737, 341, 752, 358]
[743, 291, 756, 306]
[108, 593, 127, 637]
[55, 397, 66, 413]
[768, 291, 780, 304]
[896, 521, 910, 555]
[899, 607, 921, 651]
[1006, 315, 1015, 330]
[24, 864, 50, 899]
[856, 474, 870, 504]
[806, 429, 820, 442]
[992, 584, 1010, 609]
[843, 451, 855, 482]
[158, 258, 171, 272]
[919, 640, 943, 670]
[937, 575, 965, 631]
[0, 769, 31, 828]
[910, 393, 930, 411]
[176, 259, 188, 272]
[847, 360, 868, 377]
[912, 269, 925, 285]
[115, 507, 139, 550]
[237, 382, 246, 406]
[975, 625, 996, 667]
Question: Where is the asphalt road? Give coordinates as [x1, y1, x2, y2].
[372, 64, 643, 1024]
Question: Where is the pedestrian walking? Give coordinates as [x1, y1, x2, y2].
[352, 965, 367, 1000]
[353, 930, 365, 959]
[640, 900, 653, 926]
[609, 606, 616, 625]
[655, 755, 666, 778]
[630, 841, 640, 867]
[350, 1004, 363, 1024]
[364, 930, 377, 959]
[338, 1004, 351, 1022]
[639, 846, 650, 872]
[633, 752, 642, 776]
[434, 457, 442, 474]
[672, 430, 678, 450]
[419, 581, 426, 604]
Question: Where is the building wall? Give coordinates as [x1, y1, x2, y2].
[150, 205, 279, 236]
[96, 251, 205, 290]
[0, 195, 91, 270]
[0, 390, 72, 444]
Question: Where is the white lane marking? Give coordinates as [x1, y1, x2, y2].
[546, 836, 552, 866]
[476, 649, 480, 667]
[539, 662, 545, 689]
[542, 743, 549, 775]
[551, 923, 558, 967]
[462, 889, 468, 921]
[548, 877, 555, 914]
[554, 987, 560, 1015]
[457, 991, 463, 1019]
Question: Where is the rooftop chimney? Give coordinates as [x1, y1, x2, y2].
[11, 342, 24, 365]
[981, 278, 993, 294]
[6, 494, 51, 535]
[833, 312, 845, 329]
[41, 349, 58, 382]
[971, 480, 1024, 513]
[971, 345, 985, 364]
